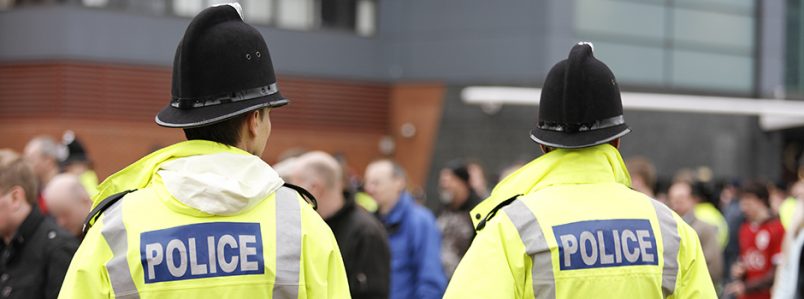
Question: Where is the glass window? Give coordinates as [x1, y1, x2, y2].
[276, 0, 316, 30]
[173, 0, 203, 17]
[321, 0, 357, 31]
[83, 0, 109, 7]
[673, 8, 754, 51]
[356, 0, 376, 36]
[573, 0, 757, 95]
[242, 0, 273, 24]
[674, 0, 754, 12]
[591, 41, 666, 87]
[671, 49, 753, 93]
[575, 0, 665, 42]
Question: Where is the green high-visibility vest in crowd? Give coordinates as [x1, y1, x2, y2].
[58, 140, 350, 299]
[444, 144, 717, 298]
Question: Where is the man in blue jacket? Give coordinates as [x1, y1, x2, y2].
[364, 159, 446, 299]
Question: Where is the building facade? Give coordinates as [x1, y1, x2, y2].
[0, 0, 799, 206]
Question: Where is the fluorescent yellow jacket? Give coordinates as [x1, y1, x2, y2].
[780, 197, 796, 229]
[693, 202, 728, 249]
[79, 169, 99, 198]
[445, 144, 716, 298]
[59, 140, 350, 298]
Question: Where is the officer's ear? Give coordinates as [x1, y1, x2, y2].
[539, 144, 553, 154]
[609, 138, 621, 149]
[245, 109, 264, 138]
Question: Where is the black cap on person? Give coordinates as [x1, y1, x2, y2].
[530, 42, 630, 149]
[155, 3, 288, 128]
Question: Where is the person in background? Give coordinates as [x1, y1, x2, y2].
[725, 181, 785, 299]
[690, 180, 730, 250]
[0, 149, 78, 299]
[771, 180, 804, 298]
[23, 135, 65, 214]
[42, 174, 92, 238]
[778, 180, 801, 229]
[498, 161, 526, 183]
[720, 179, 746, 299]
[436, 160, 481, 279]
[668, 181, 724, 288]
[364, 159, 446, 299]
[288, 151, 390, 299]
[59, 131, 98, 197]
[625, 156, 657, 198]
[466, 160, 489, 198]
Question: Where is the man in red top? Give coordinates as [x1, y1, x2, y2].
[725, 181, 785, 299]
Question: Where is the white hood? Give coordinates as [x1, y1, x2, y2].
[157, 153, 284, 215]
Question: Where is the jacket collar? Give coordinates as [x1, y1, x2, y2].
[1, 205, 44, 259]
[325, 191, 356, 224]
[382, 191, 414, 226]
[92, 140, 254, 206]
[470, 144, 631, 227]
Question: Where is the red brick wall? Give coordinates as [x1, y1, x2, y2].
[0, 61, 391, 180]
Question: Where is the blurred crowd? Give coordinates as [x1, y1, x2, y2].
[3, 131, 804, 299]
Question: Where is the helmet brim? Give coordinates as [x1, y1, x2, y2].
[155, 92, 287, 128]
[530, 124, 631, 149]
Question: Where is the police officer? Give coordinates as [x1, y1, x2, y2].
[58, 4, 349, 298]
[444, 43, 716, 298]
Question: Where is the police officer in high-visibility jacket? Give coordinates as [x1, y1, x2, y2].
[444, 43, 716, 298]
[58, 3, 349, 298]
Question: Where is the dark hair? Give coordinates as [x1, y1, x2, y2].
[182, 111, 254, 146]
[740, 180, 770, 207]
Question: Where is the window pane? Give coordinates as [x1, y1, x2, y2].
[673, 8, 754, 51]
[671, 50, 753, 93]
[356, 0, 375, 36]
[575, 0, 665, 42]
[277, 0, 315, 30]
[321, 0, 356, 30]
[243, 0, 273, 24]
[590, 41, 666, 87]
[83, 0, 109, 7]
[674, 0, 754, 12]
[173, 0, 203, 17]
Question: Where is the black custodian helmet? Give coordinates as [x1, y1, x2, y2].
[530, 42, 630, 149]
[156, 3, 288, 128]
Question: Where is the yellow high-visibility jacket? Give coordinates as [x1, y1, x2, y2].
[58, 140, 350, 299]
[445, 144, 716, 298]
[693, 202, 729, 249]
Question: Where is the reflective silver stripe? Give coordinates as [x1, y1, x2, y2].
[537, 115, 625, 132]
[171, 83, 281, 108]
[651, 200, 680, 298]
[272, 187, 302, 299]
[101, 199, 140, 299]
[503, 200, 556, 299]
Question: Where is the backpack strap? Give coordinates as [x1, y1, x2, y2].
[81, 190, 136, 237]
[282, 183, 318, 210]
[475, 194, 521, 231]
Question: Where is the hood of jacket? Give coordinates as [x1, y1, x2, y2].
[470, 143, 631, 227]
[92, 140, 283, 216]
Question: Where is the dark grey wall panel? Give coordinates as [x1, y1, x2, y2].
[378, 0, 563, 83]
